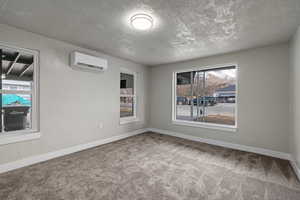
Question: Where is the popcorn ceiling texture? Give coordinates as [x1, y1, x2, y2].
[0, 0, 299, 65]
[0, 0, 297, 64]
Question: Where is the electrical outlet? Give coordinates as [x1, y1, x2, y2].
[99, 122, 103, 129]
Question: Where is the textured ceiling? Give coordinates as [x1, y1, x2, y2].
[0, 0, 300, 66]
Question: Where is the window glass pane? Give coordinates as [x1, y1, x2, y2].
[2, 80, 32, 91]
[1, 50, 34, 82]
[120, 97, 134, 118]
[175, 67, 236, 126]
[2, 93, 32, 132]
[203, 68, 236, 125]
[193, 71, 205, 122]
[177, 72, 191, 85]
[176, 72, 193, 121]
[1, 46, 35, 133]
[120, 73, 134, 95]
[176, 71, 206, 122]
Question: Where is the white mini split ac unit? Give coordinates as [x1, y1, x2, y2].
[70, 51, 108, 72]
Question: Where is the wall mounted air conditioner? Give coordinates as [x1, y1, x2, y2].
[70, 51, 108, 72]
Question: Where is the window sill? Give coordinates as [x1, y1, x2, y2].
[120, 117, 140, 125]
[0, 132, 41, 146]
[172, 120, 237, 132]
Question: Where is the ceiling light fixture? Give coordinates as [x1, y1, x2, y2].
[130, 13, 153, 31]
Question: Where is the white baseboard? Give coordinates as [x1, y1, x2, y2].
[147, 128, 300, 180]
[1, 127, 299, 181]
[0, 128, 147, 174]
[147, 128, 291, 160]
[290, 159, 300, 181]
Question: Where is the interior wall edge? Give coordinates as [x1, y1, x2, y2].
[151, 42, 289, 68]
[147, 127, 300, 180]
[146, 128, 291, 160]
[290, 157, 300, 181]
[289, 25, 300, 176]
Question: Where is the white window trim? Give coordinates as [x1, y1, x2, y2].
[172, 63, 238, 132]
[0, 132, 41, 146]
[0, 42, 40, 145]
[120, 68, 139, 124]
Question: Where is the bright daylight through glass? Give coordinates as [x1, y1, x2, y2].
[0, 47, 35, 133]
[120, 73, 135, 118]
[175, 66, 237, 126]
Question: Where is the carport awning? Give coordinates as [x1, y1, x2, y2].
[1, 49, 34, 81]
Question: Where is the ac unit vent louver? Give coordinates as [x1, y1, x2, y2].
[70, 51, 108, 73]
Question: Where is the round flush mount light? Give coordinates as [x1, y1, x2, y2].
[130, 13, 153, 31]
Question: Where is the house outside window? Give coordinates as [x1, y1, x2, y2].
[173, 65, 237, 131]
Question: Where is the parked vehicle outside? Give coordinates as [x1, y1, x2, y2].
[193, 96, 217, 106]
[177, 96, 188, 105]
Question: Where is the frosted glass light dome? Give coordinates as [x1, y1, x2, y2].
[130, 14, 153, 31]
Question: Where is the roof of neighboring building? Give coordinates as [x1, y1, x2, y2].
[216, 85, 236, 92]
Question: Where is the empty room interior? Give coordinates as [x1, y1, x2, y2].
[1, 0, 300, 199]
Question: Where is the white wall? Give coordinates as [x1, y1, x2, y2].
[290, 26, 300, 167]
[150, 43, 290, 153]
[0, 23, 293, 167]
[0, 24, 149, 165]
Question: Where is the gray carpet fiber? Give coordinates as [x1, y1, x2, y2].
[0, 132, 300, 200]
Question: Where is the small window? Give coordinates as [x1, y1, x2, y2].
[120, 71, 137, 123]
[0, 44, 39, 134]
[173, 65, 237, 129]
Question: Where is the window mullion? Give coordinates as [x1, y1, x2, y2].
[190, 71, 194, 120]
[0, 49, 2, 134]
[0, 90, 32, 95]
[120, 94, 135, 98]
[202, 71, 206, 122]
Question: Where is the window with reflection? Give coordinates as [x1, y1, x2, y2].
[120, 72, 136, 120]
[0, 45, 39, 133]
[174, 66, 237, 127]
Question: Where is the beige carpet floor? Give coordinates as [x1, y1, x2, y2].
[0, 132, 300, 200]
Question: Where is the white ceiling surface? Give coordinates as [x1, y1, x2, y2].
[0, 0, 299, 66]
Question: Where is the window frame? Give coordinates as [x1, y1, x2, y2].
[0, 43, 40, 136]
[172, 63, 238, 132]
[119, 68, 138, 124]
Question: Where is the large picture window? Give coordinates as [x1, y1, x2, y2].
[0, 44, 39, 134]
[120, 71, 136, 123]
[173, 65, 237, 129]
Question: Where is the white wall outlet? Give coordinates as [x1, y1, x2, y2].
[99, 122, 103, 129]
